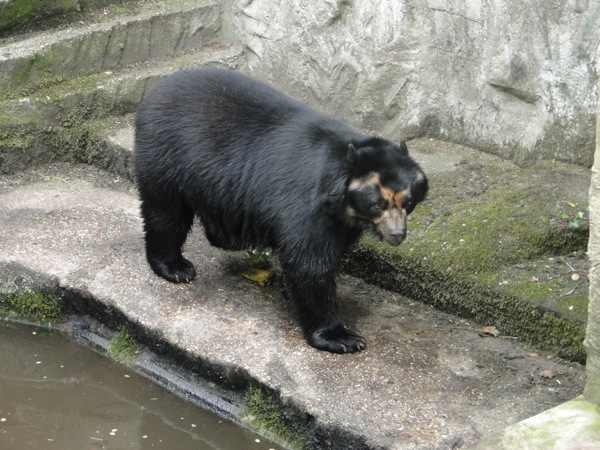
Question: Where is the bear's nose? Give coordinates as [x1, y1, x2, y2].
[389, 228, 406, 239]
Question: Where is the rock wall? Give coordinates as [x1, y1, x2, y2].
[223, 0, 600, 166]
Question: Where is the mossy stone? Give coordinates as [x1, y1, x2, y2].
[0, 291, 62, 324]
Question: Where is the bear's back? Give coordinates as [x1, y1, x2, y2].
[140, 68, 308, 132]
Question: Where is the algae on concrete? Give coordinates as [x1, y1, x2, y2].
[0, 0, 80, 34]
[345, 241, 587, 362]
[0, 290, 62, 324]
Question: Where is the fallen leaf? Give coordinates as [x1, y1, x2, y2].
[529, 351, 539, 357]
[242, 269, 273, 286]
[539, 370, 555, 379]
[482, 326, 500, 337]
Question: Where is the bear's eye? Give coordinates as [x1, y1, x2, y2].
[371, 203, 383, 213]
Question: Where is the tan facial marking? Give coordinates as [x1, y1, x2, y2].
[380, 186, 394, 207]
[394, 191, 404, 209]
[348, 172, 380, 191]
[377, 183, 405, 210]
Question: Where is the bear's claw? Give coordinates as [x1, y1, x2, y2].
[149, 257, 197, 284]
[308, 325, 366, 354]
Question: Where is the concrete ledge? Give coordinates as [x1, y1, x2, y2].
[476, 396, 600, 449]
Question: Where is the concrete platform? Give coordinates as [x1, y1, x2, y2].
[0, 165, 586, 449]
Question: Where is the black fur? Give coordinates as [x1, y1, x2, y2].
[134, 68, 428, 353]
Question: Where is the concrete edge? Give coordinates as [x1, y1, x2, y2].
[474, 396, 600, 449]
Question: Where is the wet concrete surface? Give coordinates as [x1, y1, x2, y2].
[0, 165, 586, 449]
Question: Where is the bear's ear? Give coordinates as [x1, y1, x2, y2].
[347, 143, 358, 165]
[398, 140, 409, 155]
[347, 143, 368, 167]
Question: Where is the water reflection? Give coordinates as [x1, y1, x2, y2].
[0, 322, 282, 450]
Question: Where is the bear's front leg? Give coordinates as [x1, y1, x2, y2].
[282, 267, 366, 353]
[139, 194, 197, 283]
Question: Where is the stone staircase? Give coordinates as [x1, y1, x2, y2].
[0, 0, 244, 176]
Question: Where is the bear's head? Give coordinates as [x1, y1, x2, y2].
[345, 138, 428, 246]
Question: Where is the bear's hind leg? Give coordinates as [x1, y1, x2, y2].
[140, 194, 197, 283]
[282, 268, 366, 354]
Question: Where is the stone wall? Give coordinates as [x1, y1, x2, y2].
[223, 0, 600, 166]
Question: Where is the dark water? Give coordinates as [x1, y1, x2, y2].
[0, 322, 283, 450]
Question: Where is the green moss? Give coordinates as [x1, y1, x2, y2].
[561, 294, 588, 314]
[0, 291, 62, 324]
[0, 134, 34, 149]
[0, 0, 79, 35]
[37, 71, 106, 103]
[504, 279, 557, 301]
[107, 328, 139, 365]
[400, 186, 588, 275]
[0, 0, 140, 37]
[242, 384, 304, 450]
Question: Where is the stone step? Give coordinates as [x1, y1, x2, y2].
[0, 0, 222, 98]
[1, 42, 243, 128]
[0, 0, 137, 36]
[64, 115, 136, 181]
[0, 43, 244, 174]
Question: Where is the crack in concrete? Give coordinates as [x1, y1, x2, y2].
[429, 7, 483, 25]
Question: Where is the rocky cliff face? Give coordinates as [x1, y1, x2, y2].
[224, 0, 600, 166]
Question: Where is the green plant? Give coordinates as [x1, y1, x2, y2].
[107, 328, 139, 365]
[540, 203, 588, 229]
[245, 249, 271, 268]
[561, 202, 589, 229]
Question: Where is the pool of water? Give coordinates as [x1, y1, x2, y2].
[0, 322, 284, 450]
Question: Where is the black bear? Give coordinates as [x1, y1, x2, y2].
[134, 68, 428, 353]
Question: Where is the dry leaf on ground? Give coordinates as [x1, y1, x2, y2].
[242, 269, 273, 286]
[481, 326, 500, 337]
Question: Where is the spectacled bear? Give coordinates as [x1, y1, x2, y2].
[134, 67, 428, 354]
